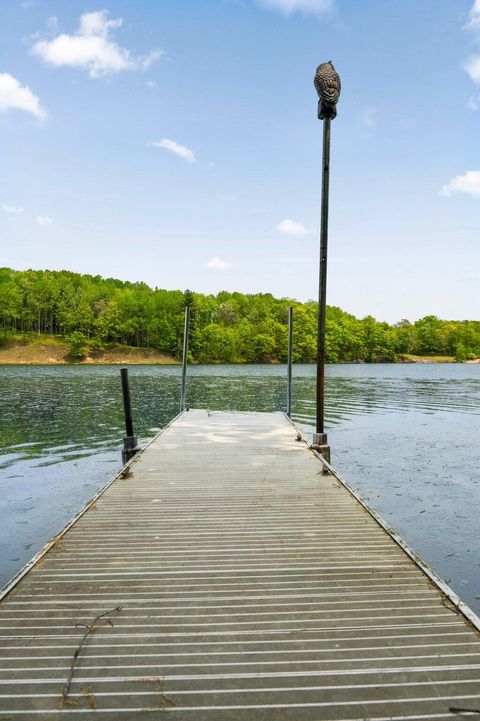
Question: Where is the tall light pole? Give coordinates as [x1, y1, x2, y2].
[312, 61, 341, 467]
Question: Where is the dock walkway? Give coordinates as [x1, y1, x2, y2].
[1, 409, 480, 719]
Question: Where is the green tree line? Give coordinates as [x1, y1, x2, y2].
[1, 267, 479, 362]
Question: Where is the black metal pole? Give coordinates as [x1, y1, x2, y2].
[316, 117, 330, 439]
[312, 60, 341, 468]
[312, 117, 331, 466]
[287, 306, 293, 418]
[120, 368, 139, 465]
[180, 305, 190, 412]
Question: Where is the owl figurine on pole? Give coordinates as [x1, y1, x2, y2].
[314, 61, 341, 120]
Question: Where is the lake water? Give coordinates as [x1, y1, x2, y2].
[0, 363, 479, 615]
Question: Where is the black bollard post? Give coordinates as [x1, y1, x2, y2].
[120, 368, 139, 465]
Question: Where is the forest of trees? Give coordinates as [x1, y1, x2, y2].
[1, 267, 479, 363]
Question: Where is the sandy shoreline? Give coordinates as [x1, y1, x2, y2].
[0, 341, 178, 365]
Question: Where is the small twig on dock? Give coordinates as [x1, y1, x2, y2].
[441, 594, 461, 615]
[60, 606, 122, 708]
[449, 708, 480, 715]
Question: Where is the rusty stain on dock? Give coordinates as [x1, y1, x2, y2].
[0, 409, 479, 719]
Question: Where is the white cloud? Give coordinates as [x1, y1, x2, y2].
[465, 55, 480, 84]
[278, 218, 310, 236]
[464, 2, 480, 86]
[465, 0, 480, 30]
[32, 10, 162, 78]
[0, 73, 46, 119]
[440, 170, 480, 199]
[205, 256, 232, 270]
[256, 0, 333, 16]
[36, 215, 53, 226]
[149, 139, 196, 163]
[139, 50, 163, 69]
[218, 194, 237, 200]
[3, 204, 24, 214]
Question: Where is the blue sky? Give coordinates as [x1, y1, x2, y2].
[1, 0, 479, 322]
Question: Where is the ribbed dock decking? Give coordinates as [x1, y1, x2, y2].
[1, 409, 480, 719]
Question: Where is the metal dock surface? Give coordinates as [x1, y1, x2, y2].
[1, 409, 480, 719]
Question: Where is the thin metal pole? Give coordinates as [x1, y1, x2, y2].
[180, 305, 190, 412]
[120, 368, 135, 438]
[316, 117, 331, 436]
[287, 306, 293, 417]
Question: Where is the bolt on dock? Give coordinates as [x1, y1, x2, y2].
[1, 409, 480, 719]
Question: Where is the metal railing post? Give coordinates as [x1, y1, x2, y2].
[287, 306, 293, 417]
[120, 368, 139, 465]
[180, 305, 190, 412]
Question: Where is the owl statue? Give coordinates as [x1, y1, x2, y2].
[314, 61, 341, 120]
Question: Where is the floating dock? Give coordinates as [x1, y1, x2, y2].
[1, 409, 480, 719]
